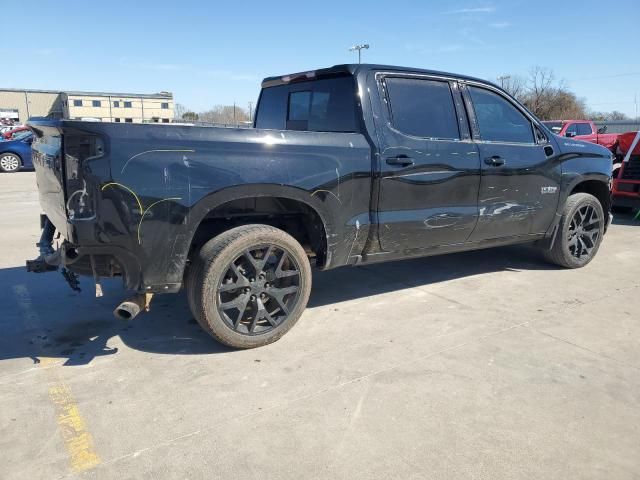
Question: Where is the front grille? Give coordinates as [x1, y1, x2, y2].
[621, 155, 640, 180]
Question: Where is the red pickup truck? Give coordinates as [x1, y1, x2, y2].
[612, 131, 640, 212]
[542, 120, 619, 151]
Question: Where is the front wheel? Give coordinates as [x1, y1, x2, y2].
[543, 192, 605, 268]
[186, 224, 312, 349]
[0, 153, 21, 173]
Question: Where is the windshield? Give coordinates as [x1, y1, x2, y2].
[542, 121, 563, 134]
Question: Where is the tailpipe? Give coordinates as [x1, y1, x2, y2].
[113, 293, 153, 321]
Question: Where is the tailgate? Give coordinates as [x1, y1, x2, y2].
[28, 119, 69, 235]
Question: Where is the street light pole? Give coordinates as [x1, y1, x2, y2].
[498, 75, 511, 89]
[349, 44, 370, 64]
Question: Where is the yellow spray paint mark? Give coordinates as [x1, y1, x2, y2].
[48, 384, 101, 472]
[101, 182, 181, 244]
[13, 285, 101, 473]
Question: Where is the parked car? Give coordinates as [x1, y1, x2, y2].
[2, 125, 30, 140]
[28, 64, 612, 348]
[542, 120, 619, 152]
[0, 131, 33, 172]
[0, 125, 19, 135]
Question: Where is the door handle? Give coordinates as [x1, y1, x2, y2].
[484, 155, 505, 166]
[386, 155, 414, 167]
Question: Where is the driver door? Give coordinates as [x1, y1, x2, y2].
[463, 84, 560, 241]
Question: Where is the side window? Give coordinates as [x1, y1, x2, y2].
[384, 77, 460, 139]
[468, 86, 534, 143]
[565, 123, 578, 136]
[285, 77, 357, 132]
[576, 123, 592, 135]
[255, 85, 287, 129]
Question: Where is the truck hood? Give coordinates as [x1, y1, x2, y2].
[555, 136, 612, 159]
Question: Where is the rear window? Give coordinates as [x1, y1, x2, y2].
[255, 76, 358, 133]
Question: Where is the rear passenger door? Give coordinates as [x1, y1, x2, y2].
[374, 74, 481, 252]
[463, 84, 560, 241]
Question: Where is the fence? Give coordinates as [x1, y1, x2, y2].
[594, 120, 640, 134]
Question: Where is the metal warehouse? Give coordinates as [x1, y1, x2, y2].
[0, 88, 174, 124]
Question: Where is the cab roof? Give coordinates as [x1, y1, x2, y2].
[261, 63, 496, 89]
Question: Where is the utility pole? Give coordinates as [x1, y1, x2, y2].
[349, 44, 369, 64]
[498, 75, 511, 89]
[248, 101, 253, 122]
[233, 101, 236, 124]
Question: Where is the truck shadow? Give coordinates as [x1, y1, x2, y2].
[1, 244, 555, 366]
[611, 210, 639, 226]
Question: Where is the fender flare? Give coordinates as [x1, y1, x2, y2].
[178, 184, 337, 268]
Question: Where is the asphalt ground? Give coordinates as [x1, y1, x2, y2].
[2, 171, 639, 479]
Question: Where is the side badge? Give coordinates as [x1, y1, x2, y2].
[541, 186, 558, 194]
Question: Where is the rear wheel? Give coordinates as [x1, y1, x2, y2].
[0, 153, 21, 173]
[186, 224, 312, 349]
[544, 192, 605, 268]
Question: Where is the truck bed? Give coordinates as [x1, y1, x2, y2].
[29, 119, 372, 291]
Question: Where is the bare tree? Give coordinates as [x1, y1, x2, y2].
[174, 103, 187, 120]
[608, 110, 628, 121]
[499, 75, 527, 102]
[504, 66, 588, 120]
[198, 105, 250, 124]
[589, 110, 629, 122]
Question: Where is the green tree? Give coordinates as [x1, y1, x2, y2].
[182, 111, 199, 122]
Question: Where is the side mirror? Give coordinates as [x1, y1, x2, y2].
[565, 131, 576, 138]
[597, 125, 607, 134]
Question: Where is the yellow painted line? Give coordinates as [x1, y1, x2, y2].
[48, 384, 101, 472]
[13, 285, 101, 473]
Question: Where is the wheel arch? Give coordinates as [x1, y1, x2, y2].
[183, 185, 334, 271]
[0, 150, 23, 161]
[541, 174, 611, 250]
[568, 177, 611, 215]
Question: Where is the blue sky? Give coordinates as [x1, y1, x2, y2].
[9, 0, 640, 117]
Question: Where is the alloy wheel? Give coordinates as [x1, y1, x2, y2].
[567, 204, 600, 259]
[216, 244, 301, 335]
[0, 154, 20, 172]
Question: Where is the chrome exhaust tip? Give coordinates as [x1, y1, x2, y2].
[113, 294, 153, 321]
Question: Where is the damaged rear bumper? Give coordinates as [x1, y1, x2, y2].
[27, 214, 143, 292]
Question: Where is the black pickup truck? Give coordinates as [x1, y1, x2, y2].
[28, 64, 612, 348]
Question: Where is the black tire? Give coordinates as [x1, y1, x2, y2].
[186, 224, 312, 349]
[543, 192, 605, 268]
[0, 153, 22, 173]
